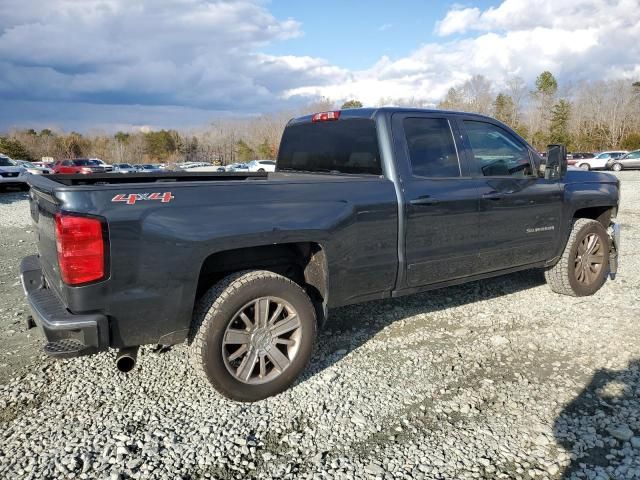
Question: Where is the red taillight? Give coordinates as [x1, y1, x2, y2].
[54, 213, 106, 285]
[311, 111, 341, 122]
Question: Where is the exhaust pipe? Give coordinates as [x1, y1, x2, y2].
[116, 346, 139, 373]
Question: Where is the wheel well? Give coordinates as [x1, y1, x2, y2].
[573, 206, 613, 227]
[195, 242, 328, 322]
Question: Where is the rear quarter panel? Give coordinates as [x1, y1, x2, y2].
[40, 175, 398, 347]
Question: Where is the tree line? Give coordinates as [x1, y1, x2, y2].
[437, 72, 640, 152]
[1, 73, 639, 165]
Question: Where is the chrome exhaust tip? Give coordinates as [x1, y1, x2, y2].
[116, 346, 139, 373]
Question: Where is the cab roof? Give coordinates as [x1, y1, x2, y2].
[288, 107, 497, 125]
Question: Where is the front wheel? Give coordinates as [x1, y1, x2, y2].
[545, 218, 610, 296]
[190, 270, 316, 401]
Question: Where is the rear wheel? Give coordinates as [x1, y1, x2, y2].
[579, 163, 591, 170]
[190, 270, 316, 401]
[545, 218, 609, 296]
[611, 163, 623, 172]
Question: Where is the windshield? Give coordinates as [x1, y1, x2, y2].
[0, 157, 16, 167]
[116, 164, 132, 168]
[277, 118, 382, 175]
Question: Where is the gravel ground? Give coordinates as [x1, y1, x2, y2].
[0, 174, 639, 480]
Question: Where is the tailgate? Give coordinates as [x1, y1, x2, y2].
[28, 185, 64, 297]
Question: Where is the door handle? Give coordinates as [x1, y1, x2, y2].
[481, 192, 504, 200]
[410, 196, 440, 206]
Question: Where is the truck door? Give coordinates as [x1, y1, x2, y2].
[456, 118, 562, 273]
[391, 113, 480, 288]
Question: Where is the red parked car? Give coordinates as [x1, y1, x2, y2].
[52, 159, 112, 174]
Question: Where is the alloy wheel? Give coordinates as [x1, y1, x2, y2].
[222, 297, 302, 384]
[574, 233, 604, 285]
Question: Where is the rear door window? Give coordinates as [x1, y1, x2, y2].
[277, 119, 381, 175]
[403, 118, 461, 177]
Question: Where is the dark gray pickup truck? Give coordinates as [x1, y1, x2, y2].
[21, 108, 620, 401]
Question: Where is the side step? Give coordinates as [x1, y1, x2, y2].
[44, 339, 97, 358]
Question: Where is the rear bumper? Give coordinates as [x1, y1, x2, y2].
[0, 176, 27, 184]
[20, 255, 109, 358]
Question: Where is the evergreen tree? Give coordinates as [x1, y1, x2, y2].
[341, 99, 363, 109]
[235, 140, 255, 161]
[493, 93, 515, 125]
[535, 71, 558, 96]
[549, 99, 571, 146]
[0, 137, 32, 160]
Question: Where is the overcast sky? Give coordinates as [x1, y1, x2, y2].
[0, 0, 639, 132]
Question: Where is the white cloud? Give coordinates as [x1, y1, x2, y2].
[0, 0, 307, 112]
[435, 7, 480, 36]
[378, 23, 392, 32]
[437, 0, 638, 34]
[0, 0, 639, 131]
[286, 0, 640, 106]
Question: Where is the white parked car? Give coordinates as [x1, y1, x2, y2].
[246, 160, 276, 172]
[0, 155, 28, 189]
[187, 165, 226, 172]
[224, 163, 249, 172]
[15, 160, 52, 175]
[575, 151, 628, 170]
[178, 162, 212, 170]
[90, 158, 113, 172]
[111, 163, 137, 173]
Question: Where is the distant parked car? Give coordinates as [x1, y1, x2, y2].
[0, 155, 28, 189]
[178, 162, 212, 170]
[53, 158, 112, 174]
[187, 165, 228, 173]
[32, 161, 54, 169]
[15, 160, 51, 175]
[111, 163, 137, 173]
[90, 158, 113, 172]
[134, 164, 163, 173]
[223, 163, 249, 172]
[607, 150, 640, 171]
[246, 160, 276, 172]
[567, 152, 594, 166]
[574, 151, 627, 170]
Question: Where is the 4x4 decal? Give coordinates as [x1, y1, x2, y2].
[112, 192, 174, 205]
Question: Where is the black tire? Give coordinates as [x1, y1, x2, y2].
[579, 163, 591, 170]
[545, 218, 610, 296]
[258, 168, 265, 172]
[611, 163, 623, 172]
[190, 270, 316, 401]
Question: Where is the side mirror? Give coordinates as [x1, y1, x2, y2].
[545, 144, 567, 179]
